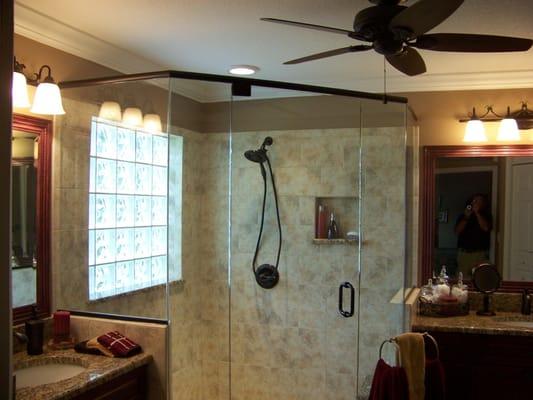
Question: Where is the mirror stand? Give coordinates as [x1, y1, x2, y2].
[477, 293, 496, 316]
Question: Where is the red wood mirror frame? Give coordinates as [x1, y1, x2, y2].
[420, 145, 533, 292]
[12, 113, 51, 324]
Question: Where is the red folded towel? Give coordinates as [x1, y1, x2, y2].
[96, 331, 142, 357]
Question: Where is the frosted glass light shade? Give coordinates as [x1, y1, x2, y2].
[463, 120, 487, 142]
[30, 82, 65, 115]
[143, 113, 162, 133]
[122, 107, 143, 127]
[99, 101, 122, 121]
[497, 118, 520, 141]
[12, 71, 30, 108]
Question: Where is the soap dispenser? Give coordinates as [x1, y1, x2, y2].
[25, 305, 44, 355]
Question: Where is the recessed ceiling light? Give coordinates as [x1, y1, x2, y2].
[229, 65, 259, 76]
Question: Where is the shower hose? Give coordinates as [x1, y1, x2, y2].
[252, 155, 282, 289]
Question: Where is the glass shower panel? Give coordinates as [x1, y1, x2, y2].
[56, 78, 172, 320]
[167, 78, 232, 400]
[357, 100, 409, 397]
[230, 87, 362, 400]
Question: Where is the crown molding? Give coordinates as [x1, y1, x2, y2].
[316, 69, 533, 95]
[14, 3, 161, 75]
[14, 2, 212, 102]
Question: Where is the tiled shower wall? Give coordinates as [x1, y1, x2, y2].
[168, 129, 230, 400]
[229, 128, 361, 400]
[51, 97, 215, 399]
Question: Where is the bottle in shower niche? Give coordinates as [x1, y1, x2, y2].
[317, 204, 328, 239]
[327, 212, 339, 239]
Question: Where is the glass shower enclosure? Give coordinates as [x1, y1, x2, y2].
[57, 71, 416, 400]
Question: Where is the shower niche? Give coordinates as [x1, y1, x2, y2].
[313, 196, 358, 244]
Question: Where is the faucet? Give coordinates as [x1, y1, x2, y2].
[521, 289, 531, 315]
[13, 330, 28, 343]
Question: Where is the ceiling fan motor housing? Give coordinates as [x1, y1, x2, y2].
[353, 5, 408, 55]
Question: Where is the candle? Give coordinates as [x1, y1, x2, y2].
[53, 311, 70, 341]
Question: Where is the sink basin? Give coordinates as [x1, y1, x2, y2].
[15, 360, 87, 388]
[492, 316, 533, 329]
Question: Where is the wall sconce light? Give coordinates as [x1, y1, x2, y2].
[31, 65, 65, 115]
[463, 108, 487, 142]
[12, 57, 65, 115]
[98, 101, 122, 121]
[497, 107, 520, 141]
[122, 107, 144, 127]
[98, 98, 163, 133]
[12, 58, 30, 108]
[143, 114, 162, 133]
[459, 102, 532, 142]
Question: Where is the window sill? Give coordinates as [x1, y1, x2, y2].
[87, 279, 184, 304]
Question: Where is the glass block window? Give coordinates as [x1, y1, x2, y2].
[88, 117, 176, 300]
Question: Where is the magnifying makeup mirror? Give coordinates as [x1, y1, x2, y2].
[472, 263, 501, 316]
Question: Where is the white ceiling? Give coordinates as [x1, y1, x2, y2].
[14, 0, 533, 99]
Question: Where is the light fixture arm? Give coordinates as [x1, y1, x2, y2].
[470, 105, 502, 120]
[513, 102, 533, 119]
[14, 57, 26, 74]
[32, 65, 55, 84]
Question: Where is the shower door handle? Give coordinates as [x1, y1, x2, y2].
[338, 282, 355, 318]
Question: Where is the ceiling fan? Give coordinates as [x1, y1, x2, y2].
[261, 0, 533, 76]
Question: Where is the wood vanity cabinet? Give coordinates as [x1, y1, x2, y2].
[73, 365, 147, 400]
[422, 331, 533, 400]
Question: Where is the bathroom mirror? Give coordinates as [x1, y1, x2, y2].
[12, 114, 51, 324]
[421, 145, 533, 292]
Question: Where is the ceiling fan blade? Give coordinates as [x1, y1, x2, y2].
[261, 17, 353, 35]
[390, 0, 464, 38]
[284, 45, 372, 65]
[386, 47, 427, 76]
[413, 33, 533, 52]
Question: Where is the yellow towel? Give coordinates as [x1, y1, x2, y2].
[395, 332, 425, 400]
[87, 337, 114, 357]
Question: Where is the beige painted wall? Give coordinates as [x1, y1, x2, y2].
[398, 88, 533, 146]
[14, 34, 116, 83]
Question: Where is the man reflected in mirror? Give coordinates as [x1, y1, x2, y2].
[454, 193, 492, 278]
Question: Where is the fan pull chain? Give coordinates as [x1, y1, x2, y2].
[383, 56, 388, 104]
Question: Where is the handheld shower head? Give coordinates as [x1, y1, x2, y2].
[244, 149, 268, 164]
[244, 137, 274, 164]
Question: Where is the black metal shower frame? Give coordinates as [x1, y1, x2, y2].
[58, 69, 408, 325]
[59, 69, 408, 103]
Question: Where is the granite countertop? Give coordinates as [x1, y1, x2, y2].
[412, 311, 533, 337]
[14, 348, 152, 400]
